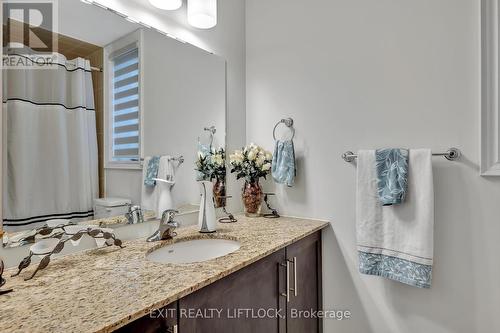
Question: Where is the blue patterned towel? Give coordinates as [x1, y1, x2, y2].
[357, 149, 434, 288]
[375, 148, 409, 206]
[144, 156, 160, 187]
[272, 140, 296, 187]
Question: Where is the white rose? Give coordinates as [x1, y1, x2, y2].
[262, 163, 271, 171]
[230, 153, 242, 165]
[247, 149, 257, 161]
[230, 149, 243, 161]
[256, 155, 266, 167]
[265, 151, 272, 160]
[213, 154, 224, 166]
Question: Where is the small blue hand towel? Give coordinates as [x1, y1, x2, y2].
[272, 140, 296, 187]
[144, 156, 161, 187]
[375, 148, 409, 206]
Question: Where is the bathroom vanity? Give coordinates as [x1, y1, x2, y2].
[0, 216, 328, 333]
[119, 230, 322, 333]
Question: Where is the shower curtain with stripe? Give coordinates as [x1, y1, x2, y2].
[2, 54, 98, 231]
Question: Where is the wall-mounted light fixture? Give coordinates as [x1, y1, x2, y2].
[187, 0, 217, 29]
[79, 0, 218, 47]
[149, 0, 182, 11]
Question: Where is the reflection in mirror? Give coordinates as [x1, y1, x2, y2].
[2, 0, 226, 248]
[195, 126, 227, 208]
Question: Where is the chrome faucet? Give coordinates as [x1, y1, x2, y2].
[147, 209, 179, 242]
[125, 205, 144, 224]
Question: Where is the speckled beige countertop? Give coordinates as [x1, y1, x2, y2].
[0, 215, 329, 333]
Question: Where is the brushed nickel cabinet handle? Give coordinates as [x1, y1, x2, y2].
[280, 261, 290, 302]
[293, 257, 298, 297]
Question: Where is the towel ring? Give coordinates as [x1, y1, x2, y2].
[198, 126, 217, 150]
[273, 118, 295, 141]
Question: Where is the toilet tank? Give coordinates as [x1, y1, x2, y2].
[94, 197, 132, 219]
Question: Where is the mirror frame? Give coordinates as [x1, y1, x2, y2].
[481, 0, 500, 175]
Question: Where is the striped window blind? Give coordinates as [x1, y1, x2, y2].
[111, 47, 140, 162]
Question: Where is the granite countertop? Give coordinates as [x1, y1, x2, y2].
[3, 205, 199, 248]
[2, 211, 156, 248]
[92, 204, 198, 227]
[0, 215, 329, 333]
[85, 210, 156, 226]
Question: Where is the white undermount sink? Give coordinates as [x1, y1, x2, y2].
[146, 238, 241, 264]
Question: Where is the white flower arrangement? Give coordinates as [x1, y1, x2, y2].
[229, 143, 272, 182]
[195, 147, 226, 181]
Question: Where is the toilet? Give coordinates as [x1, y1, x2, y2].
[93, 197, 132, 219]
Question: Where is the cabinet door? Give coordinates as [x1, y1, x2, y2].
[286, 231, 322, 333]
[115, 302, 178, 333]
[179, 248, 286, 333]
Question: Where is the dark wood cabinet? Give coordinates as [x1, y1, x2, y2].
[116, 302, 177, 333]
[179, 248, 286, 332]
[285, 232, 322, 333]
[117, 231, 322, 333]
[177, 231, 322, 333]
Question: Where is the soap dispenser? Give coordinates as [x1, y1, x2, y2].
[198, 180, 217, 233]
[154, 178, 175, 219]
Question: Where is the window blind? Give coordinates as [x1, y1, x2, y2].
[111, 47, 140, 162]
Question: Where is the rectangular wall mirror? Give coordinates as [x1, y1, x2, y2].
[1, 0, 226, 244]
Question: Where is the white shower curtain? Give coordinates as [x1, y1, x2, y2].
[2, 53, 98, 231]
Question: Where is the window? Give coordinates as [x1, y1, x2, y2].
[111, 47, 140, 163]
[105, 30, 142, 169]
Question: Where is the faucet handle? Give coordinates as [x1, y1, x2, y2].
[161, 209, 179, 224]
[126, 205, 143, 224]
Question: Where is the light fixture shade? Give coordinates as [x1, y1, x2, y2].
[187, 0, 217, 29]
[149, 0, 182, 10]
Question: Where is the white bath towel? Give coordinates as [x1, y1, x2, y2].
[141, 156, 175, 213]
[356, 149, 434, 288]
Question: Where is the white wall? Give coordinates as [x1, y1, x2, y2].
[102, 0, 246, 212]
[246, 0, 499, 332]
[107, 28, 226, 207]
[141, 28, 226, 206]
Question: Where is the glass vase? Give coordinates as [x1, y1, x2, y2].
[213, 178, 227, 208]
[242, 180, 263, 217]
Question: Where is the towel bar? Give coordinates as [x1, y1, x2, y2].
[341, 148, 461, 163]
